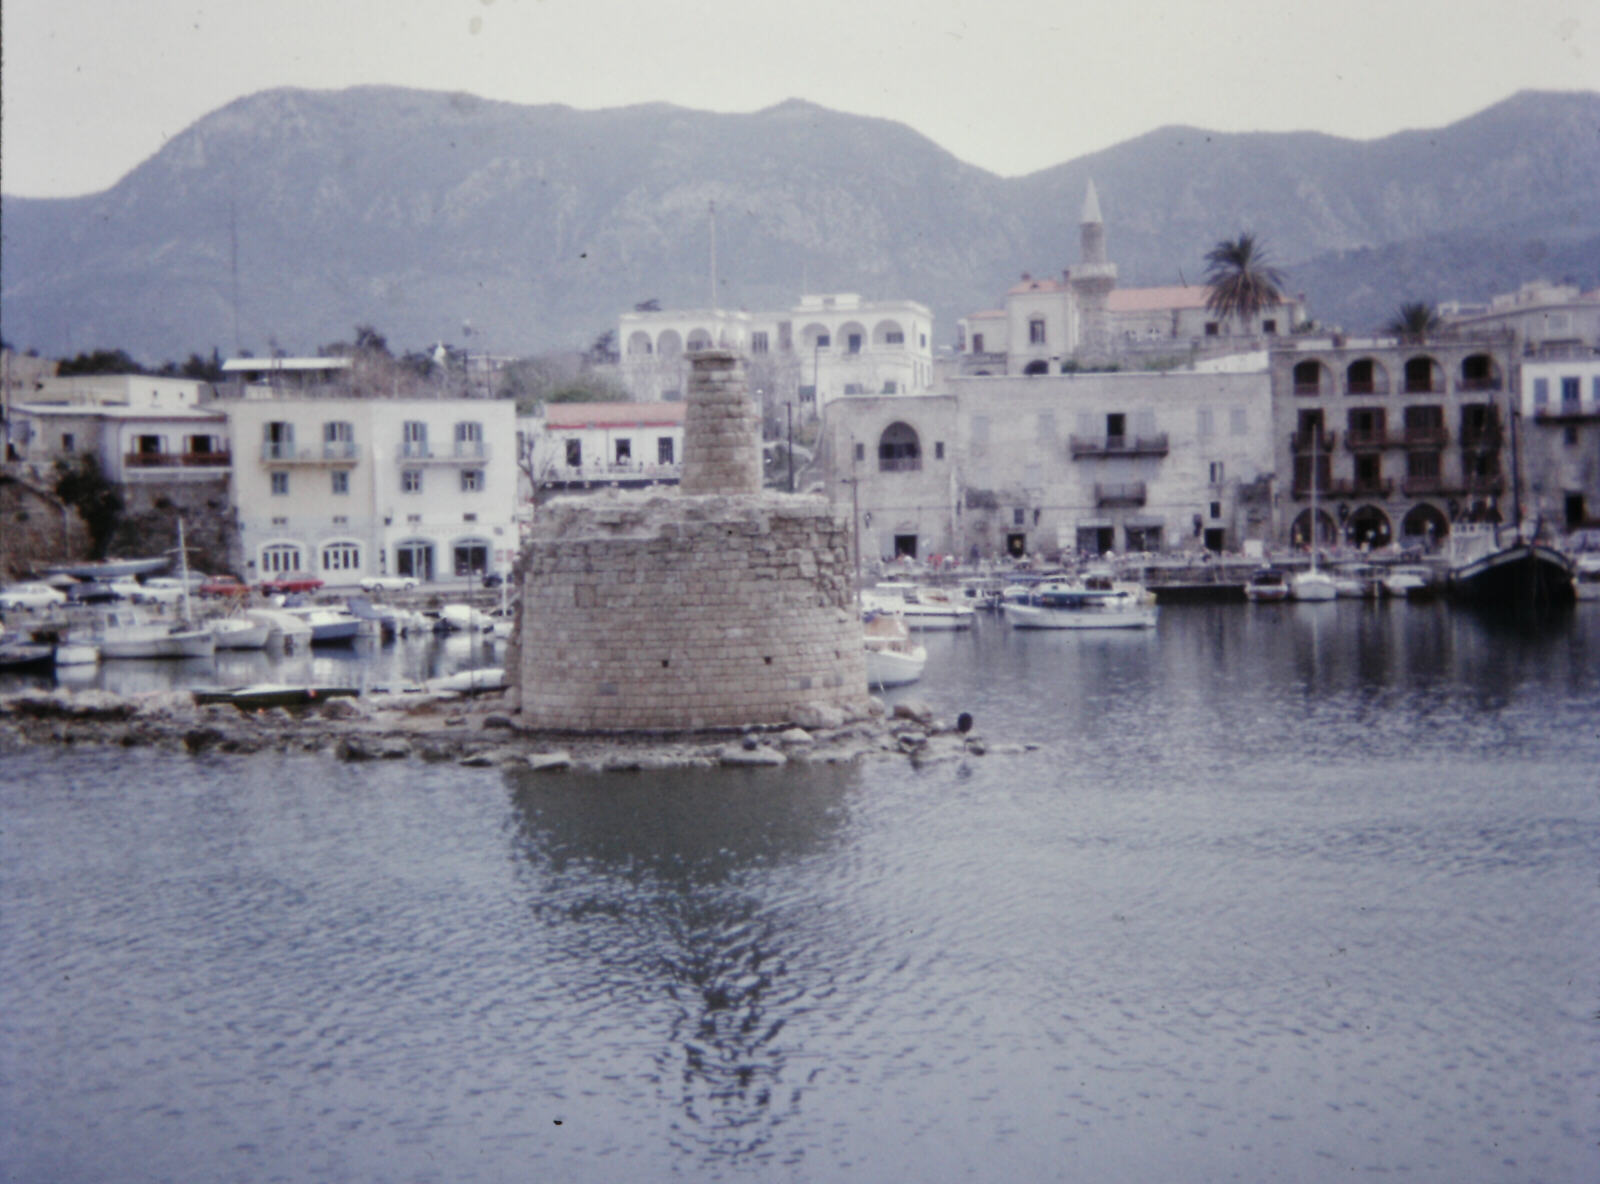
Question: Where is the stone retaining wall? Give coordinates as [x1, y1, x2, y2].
[513, 493, 868, 730]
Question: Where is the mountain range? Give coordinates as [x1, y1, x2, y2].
[3, 86, 1598, 364]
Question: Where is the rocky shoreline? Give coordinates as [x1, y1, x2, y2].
[0, 686, 1018, 773]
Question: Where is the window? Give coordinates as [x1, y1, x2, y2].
[321, 543, 360, 572]
[1533, 378, 1549, 410]
[332, 516, 347, 525]
[615, 438, 632, 464]
[1407, 451, 1440, 479]
[395, 541, 433, 581]
[885, 330, 904, 344]
[402, 420, 428, 457]
[815, 334, 830, 349]
[271, 471, 288, 496]
[324, 420, 354, 458]
[1561, 377, 1581, 410]
[1197, 408, 1214, 439]
[882, 380, 898, 394]
[61, 433, 75, 452]
[1210, 501, 1222, 519]
[844, 383, 864, 395]
[453, 541, 489, 577]
[751, 331, 769, 354]
[455, 421, 483, 457]
[935, 442, 945, 460]
[657, 436, 674, 464]
[332, 471, 349, 495]
[877, 422, 921, 472]
[1029, 319, 1046, 345]
[971, 333, 985, 353]
[1348, 358, 1377, 394]
[565, 439, 582, 467]
[261, 544, 302, 574]
[1205, 322, 1219, 337]
[271, 517, 287, 527]
[853, 442, 865, 462]
[463, 513, 477, 522]
[264, 421, 294, 460]
[1262, 319, 1277, 335]
[1209, 461, 1225, 484]
[847, 333, 862, 353]
[1230, 408, 1248, 436]
[799, 385, 816, 402]
[402, 469, 422, 494]
[461, 469, 484, 492]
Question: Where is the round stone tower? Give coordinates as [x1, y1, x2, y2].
[507, 350, 869, 731]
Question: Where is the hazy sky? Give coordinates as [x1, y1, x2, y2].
[2, 0, 1595, 198]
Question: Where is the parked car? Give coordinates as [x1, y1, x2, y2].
[0, 581, 68, 611]
[131, 577, 191, 606]
[198, 574, 251, 599]
[359, 575, 419, 593]
[66, 578, 139, 605]
[259, 574, 324, 595]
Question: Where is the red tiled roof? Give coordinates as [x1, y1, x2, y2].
[1107, 285, 1215, 313]
[543, 401, 686, 429]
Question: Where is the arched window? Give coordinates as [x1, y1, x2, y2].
[1401, 503, 1450, 543]
[878, 422, 921, 473]
[627, 331, 653, 356]
[1460, 354, 1500, 392]
[1346, 358, 1388, 396]
[321, 541, 361, 573]
[872, 319, 905, 346]
[656, 330, 684, 357]
[260, 543, 303, 574]
[1403, 356, 1440, 394]
[685, 328, 713, 351]
[1292, 359, 1323, 395]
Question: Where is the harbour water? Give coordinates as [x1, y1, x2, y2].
[3, 600, 1597, 1182]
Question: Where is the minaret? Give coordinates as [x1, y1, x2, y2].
[1070, 179, 1117, 358]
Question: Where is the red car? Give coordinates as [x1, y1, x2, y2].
[198, 574, 251, 599]
[258, 574, 324, 595]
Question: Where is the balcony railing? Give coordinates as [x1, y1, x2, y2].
[1345, 429, 1390, 450]
[1069, 433, 1169, 458]
[1330, 477, 1394, 497]
[1402, 426, 1449, 446]
[1095, 481, 1147, 506]
[1463, 473, 1505, 495]
[397, 441, 492, 463]
[1459, 425, 1503, 448]
[1401, 475, 1444, 496]
[1458, 377, 1502, 392]
[1291, 429, 1336, 452]
[1345, 380, 1383, 396]
[260, 442, 360, 464]
[1293, 382, 1322, 396]
[124, 451, 232, 469]
[877, 457, 923, 473]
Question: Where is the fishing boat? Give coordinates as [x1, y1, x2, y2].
[863, 611, 927, 687]
[1004, 572, 1157, 629]
[1446, 541, 1575, 609]
[1243, 566, 1291, 602]
[860, 582, 976, 630]
[193, 684, 361, 710]
[92, 608, 215, 659]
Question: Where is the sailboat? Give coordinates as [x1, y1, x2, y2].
[93, 518, 216, 659]
[1291, 446, 1337, 601]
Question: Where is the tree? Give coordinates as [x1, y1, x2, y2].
[57, 348, 144, 376]
[1203, 233, 1286, 330]
[53, 455, 124, 559]
[587, 329, 618, 365]
[1386, 301, 1440, 341]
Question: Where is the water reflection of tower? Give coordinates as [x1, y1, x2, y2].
[504, 764, 859, 1161]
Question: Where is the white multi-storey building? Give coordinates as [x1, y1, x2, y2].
[225, 394, 517, 585]
[517, 401, 686, 499]
[618, 293, 934, 412]
[1517, 350, 1600, 531]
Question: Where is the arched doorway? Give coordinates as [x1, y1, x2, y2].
[1401, 503, 1450, 547]
[395, 540, 435, 582]
[1290, 508, 1338, 547]
[1022, 359, 1049, 376]
[1345, 505, 1392, 549]
[877, 422, 921, 472]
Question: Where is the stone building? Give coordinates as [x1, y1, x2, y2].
[954, 182, 1306, 376]
[1268, 335, 1516, 549]
[1440, 281, 1600, 352]
[511, 350, 868, 731]
[819, 367, 1274, 561]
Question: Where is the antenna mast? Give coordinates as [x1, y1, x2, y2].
[708, 201, 718, 310]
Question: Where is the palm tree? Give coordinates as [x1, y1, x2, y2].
[1203, 233, 1286, 332]
[1386, 301, 1440, 341]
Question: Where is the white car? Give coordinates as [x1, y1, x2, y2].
[360, 576, 419, 592]
[0, 581, 68, 611]
[131, 578, 191, 606]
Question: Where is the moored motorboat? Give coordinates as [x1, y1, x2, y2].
[863, 611, 928, 687]
[92, 608, 215, 660]
[438, 603, 494, 633]
[285, 606, 362, 646]
[1004, 572, 1157, 629]
[0, 641, 55, 672]
[244, 608, 314, 651]
[1243, 566, 1291, 602]
[210, 616, 272, 650]
[1290, 568, 1337, 602]
[1380, 566, 1434, 600]
[861, 582, 976, 630]
[1573, 555, 1600, 601]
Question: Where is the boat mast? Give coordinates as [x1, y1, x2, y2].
[1507, 389, 1524, 543]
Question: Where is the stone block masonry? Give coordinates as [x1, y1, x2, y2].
[680, 349, 764, 496]
[512, 493, 868, 730]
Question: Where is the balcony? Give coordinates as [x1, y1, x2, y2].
[1345, 428, 1390, 450]
[396, 441, 492, 464]
[261, 442, 361, 464]
[1290, 429, 1336, 452]
[1533, 406, 1600, 424]
[1095, 481, 1147, 507]
[1401, 475, 1444, 497]
[1290, 478, 1334, 499]
[1457, 377, 1502, 392]
[1402, 425, 1449, 447]
[124, 451, 232, 469]
[1329, 477, 1394, 498]
[1293, 382, 1323, 397]
[1069, 433, 1169, 458]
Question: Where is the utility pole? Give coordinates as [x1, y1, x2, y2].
[787, 402, 794, 492]
[708, 201, 718, 310]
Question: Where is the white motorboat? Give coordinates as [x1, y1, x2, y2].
[210, 616, 272, 650]
[1243, 567, 1291, 603]
[285, 606, 362, 646]
[438, 603, 495, 633]
[861, 582, 976, 630]
[863, 612, 927, 687]
[1380, 566, 1433, 600]
[53, 640, 100, 666]
[92, 608, 215, 660]
[1005, 573, 1157, 629]
[1331, 564, 1379, 598]
[1573, 555, 1600, 601]
[244, 608, 315, 652]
